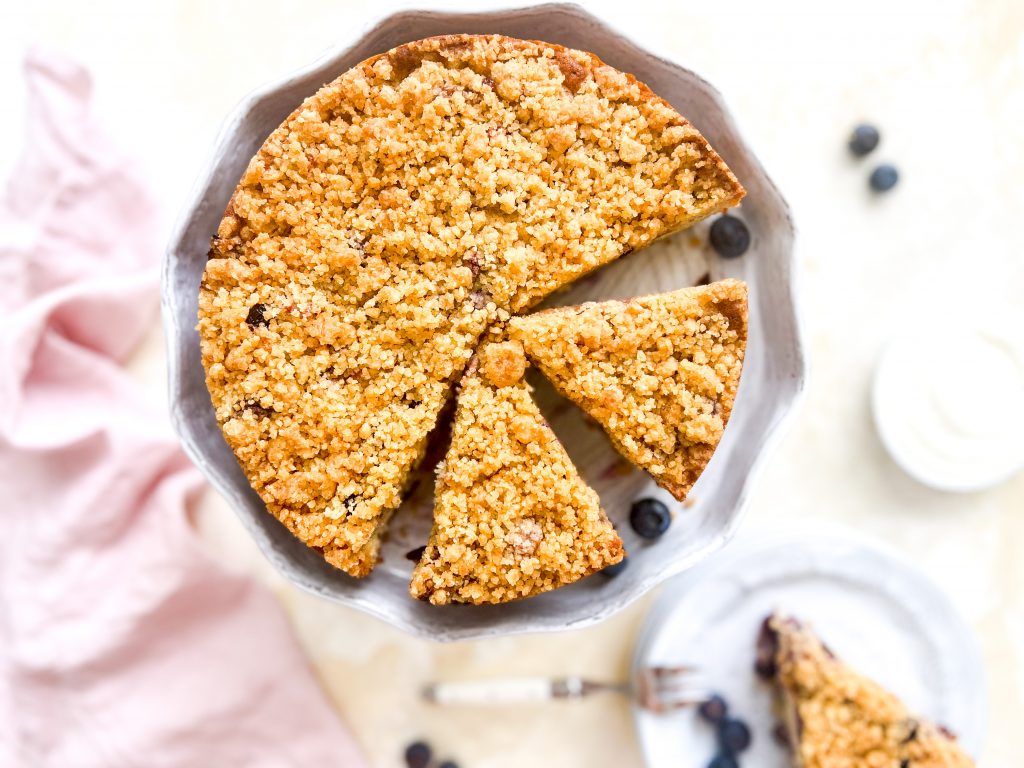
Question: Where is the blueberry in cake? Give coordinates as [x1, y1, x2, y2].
[756, 614, 974, 767]
[509, 280, 747, 502]
[409, 337, 624, 604]
[198, 34, 744, 577]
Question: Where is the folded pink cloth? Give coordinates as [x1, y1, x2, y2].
[0, 51, 367, 768]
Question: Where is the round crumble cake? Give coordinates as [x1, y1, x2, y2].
[198, 34, 744, 579]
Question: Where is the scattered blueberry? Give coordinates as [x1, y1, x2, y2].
[709, 215, 750, 259]
[629, 498, 672, 539]
[708, 754, 739, 768]
[438, 762, 459, 768]
[718, 718, 752, 754]
[600, 556, 629, 578]
[869, 164, 899, 192]
[698, 694, 729, 724]
[404, 741, 431, 768]
[848, 123, 880, 156]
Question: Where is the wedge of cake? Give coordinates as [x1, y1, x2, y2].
[756, 614, 974, 767]
[409, 339, 624, 604]
[198, 34, 744, 576]
[509, 280, 747, 501]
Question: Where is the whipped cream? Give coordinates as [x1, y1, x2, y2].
[872, 305, 1024, 491]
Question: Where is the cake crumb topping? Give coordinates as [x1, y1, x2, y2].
[480, 339, 527, 388]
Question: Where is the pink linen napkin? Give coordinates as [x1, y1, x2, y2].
[0, 50, 367, 768]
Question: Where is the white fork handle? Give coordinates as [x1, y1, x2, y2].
[424, 677, 556, 705]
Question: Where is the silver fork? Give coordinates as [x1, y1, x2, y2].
[422, 666, 710, 713]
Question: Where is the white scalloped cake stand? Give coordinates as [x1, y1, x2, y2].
[163, 3, 805, 640]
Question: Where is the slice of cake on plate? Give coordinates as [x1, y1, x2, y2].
[509, 280, 747, 501]
[409, 338, 624, 605]
[756, 614, 974, 767]
[198, 34, 744, 576]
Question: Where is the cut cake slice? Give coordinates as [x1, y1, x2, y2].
[409, 339, 624, 605]
[509, 280, 747, 501]
[756, 614, 974, 767]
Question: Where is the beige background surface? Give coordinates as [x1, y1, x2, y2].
[2, 1, 1022, 765]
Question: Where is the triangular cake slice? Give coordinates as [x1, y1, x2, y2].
[409, 339, 624, 605]
[509, 280, 747, 501]
[756, 614, 974, 767]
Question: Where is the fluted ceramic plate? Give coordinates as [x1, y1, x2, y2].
[162, 2, 804, 640]
[632, 530, 986, 766]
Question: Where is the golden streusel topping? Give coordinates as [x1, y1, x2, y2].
[409, 341, 624, 605]
[198, 34, 743, 576]
[510, 280, 747, 501]
[767, 616, 974, 768]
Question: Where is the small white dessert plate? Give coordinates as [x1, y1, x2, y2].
[631, 530, 986, 767]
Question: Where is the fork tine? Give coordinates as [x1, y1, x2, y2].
[635, 664, 710, 713]
[658, 691, 713, 710]
[650, 666, 702, 692]
[649, 664, 699, 677]
[655, 676, 710, 692]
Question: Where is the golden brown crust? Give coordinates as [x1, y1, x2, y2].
[409, 338, 624, 605]
[197, 33, 743, 577]
[509, 280, 747, 501]
[762, 615, 974, 768]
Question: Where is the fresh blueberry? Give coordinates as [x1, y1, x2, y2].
[707, 754, 739, 768]
[629, 498, 671, 539]
[245, 302, 270, 328]
[709, 215, 750, 258]
[869, 164, 899, 192]
[600, 556, 629, 578]
[718, 718, 752, 754]
[698, 694, 729, 724]
[848, 123, 880, 156]
[438, 762, 459, 768]
[404, 741, 431, 768]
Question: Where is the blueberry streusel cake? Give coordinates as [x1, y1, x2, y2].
[198, 34, 743, 579]
[409, 337, 623, 605]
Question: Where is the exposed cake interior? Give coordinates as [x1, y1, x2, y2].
[756, 613, 974, 768]
[510, 280, 747, 501]
[409, 336, 624, 605]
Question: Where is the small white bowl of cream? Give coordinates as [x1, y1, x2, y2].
[872, 302, 1024, 492]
